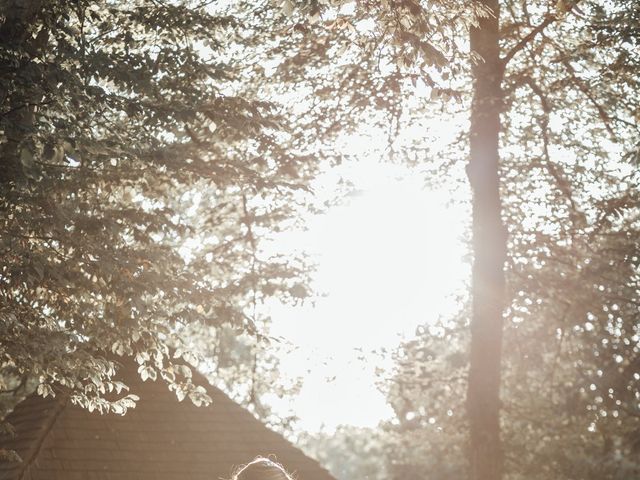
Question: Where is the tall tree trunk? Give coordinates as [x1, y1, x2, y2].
[466, 0, 506, 479]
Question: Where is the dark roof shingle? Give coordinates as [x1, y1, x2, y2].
[0, 369, 335, 480]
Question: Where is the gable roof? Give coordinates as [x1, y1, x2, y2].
[0, 368, 335, 480]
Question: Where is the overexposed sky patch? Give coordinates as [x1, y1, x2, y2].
[265, 156, 469, 431]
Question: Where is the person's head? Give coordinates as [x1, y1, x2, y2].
[233, 457, 294, 480]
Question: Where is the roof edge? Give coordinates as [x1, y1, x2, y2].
[14, 392, 68, 480]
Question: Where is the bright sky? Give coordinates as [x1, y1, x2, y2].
[264, 156, 470, 432]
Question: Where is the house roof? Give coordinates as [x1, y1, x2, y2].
[0, 367, 335, 480]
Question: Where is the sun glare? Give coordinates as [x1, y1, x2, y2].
[267, 157, 469, 431]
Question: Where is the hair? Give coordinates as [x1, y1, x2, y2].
[232, 457, 294, 480]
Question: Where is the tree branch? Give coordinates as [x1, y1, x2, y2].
[521, 76, 584, 230]
[557, 56, 617, 140]
[501, 15, 556, 67]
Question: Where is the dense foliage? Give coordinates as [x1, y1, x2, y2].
[374, 0, 640, 477]
[0, 0, 478, 414]
[380, 209, 639, 479]
[305, 0, 639, 478]
[299, 425, 389, 480]
[0, 0, 326, 416]
[1, 0, 638, 477]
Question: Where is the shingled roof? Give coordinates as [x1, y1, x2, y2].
[0, 368, 335, 480]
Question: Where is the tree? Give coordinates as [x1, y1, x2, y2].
[466, 1, 505, 476]
[0, 0, 322, 417]
[380, 321, 470, 480]
[241, 2, 639, 477]
[487, 2, 639, 475]
[356, 1, 639, 477]
[3, 2, 429, 447]
[299, 425, 388, 480]
[500, 196, 640, 479]
[2, 1, 638, 476]
[186, 321, 303, 433]
[271, 1, 637, 477]
[380, 200, 640, 478]
[1, 0, 454, 431]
